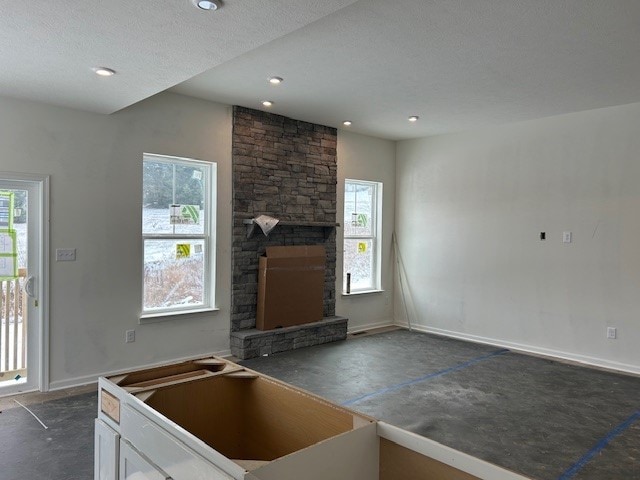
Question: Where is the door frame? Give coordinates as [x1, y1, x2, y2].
[0, 172, 50, 393]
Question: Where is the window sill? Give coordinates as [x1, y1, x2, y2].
[341, 289, 384, 297]
[140, 307, 220, 324]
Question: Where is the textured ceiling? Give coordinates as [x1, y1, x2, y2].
[3, 1, 640, 139]
[173, 0, 640, 139]
[0, 0, 358, 113]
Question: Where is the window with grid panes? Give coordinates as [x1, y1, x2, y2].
[343, 179, 382, 293]
[142, 154, 216, 315]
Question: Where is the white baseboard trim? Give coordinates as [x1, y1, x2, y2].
[48, 349, 232, 392]
[348, 320, 395, 334]
[397, 322, 640, 376]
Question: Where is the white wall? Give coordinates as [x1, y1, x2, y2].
[0, 92, 396, 390]
[337, 130, 396, 331]
[0, 92, 234, 389]
[396, 102, 640, 373]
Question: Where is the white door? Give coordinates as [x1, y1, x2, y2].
[0, 174, 49, 395]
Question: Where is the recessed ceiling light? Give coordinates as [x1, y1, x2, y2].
[262, 100, 274, 107]
[408, 116, 419, 122]
[343, 121, 352, 126]
[93, 67, 116, 77]
[193, 0, 219, 10]
[269, 77, 283, 85]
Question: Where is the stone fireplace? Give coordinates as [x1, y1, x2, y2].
[229, 106, 347, 359]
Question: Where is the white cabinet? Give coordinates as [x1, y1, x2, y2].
[119, 440, 171, 480]
[95, 357, 378, 480]
[119, 403, 234, 480]
[95, 419, 119, 480]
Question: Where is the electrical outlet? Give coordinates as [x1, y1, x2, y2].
[125, 329, 135, 343]
[607, 327, 617, 339]
[563, 231, 572, 243]
[56, 248, 76, 261]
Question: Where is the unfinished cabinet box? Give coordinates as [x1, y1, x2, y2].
[97, 357, 377, 480]
[256, 245, 326, 330]
[96, 357, 529, 480]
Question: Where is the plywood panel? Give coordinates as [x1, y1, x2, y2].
[145, 376, 248, 460]
[143, 372, 368, 463]
[118, 357, 229, 386]
[241, 376, 357, 460]
[100, 388, 120, 424]
[380, 438, 479, 480]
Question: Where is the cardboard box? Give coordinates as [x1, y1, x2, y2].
[256, 245, 326, 330]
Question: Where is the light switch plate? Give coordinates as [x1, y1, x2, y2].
[562, 231, 572, 243]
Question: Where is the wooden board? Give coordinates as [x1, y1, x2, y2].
[115, 357, 230, 387]
[100, 388, 120, 424]
[125, 369, 214, 388]
[224, 371, 259, 379]
[122, 365, 243, 394]
[193, 359, 228, 368]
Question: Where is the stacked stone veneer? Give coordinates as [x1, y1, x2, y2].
[230, 316, 348, 360]
[231, 106, 345, 358]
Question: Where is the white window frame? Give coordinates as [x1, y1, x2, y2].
[343, 179, 382, 294]
[141, 153, 217, 318]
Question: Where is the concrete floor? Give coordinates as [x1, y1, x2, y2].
[0, 390, 96, 480]
[0, 328, 638, 479]
[241, 328, 640, 480]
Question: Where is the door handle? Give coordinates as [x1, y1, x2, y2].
[24, 275, 37, 298]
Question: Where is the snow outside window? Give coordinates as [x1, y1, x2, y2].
[343, 179, 382, 293]
[142, 154, 216, 315]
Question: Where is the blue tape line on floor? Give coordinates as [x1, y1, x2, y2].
[558, 410, 640, 480]
[341, 348, 510, 407]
